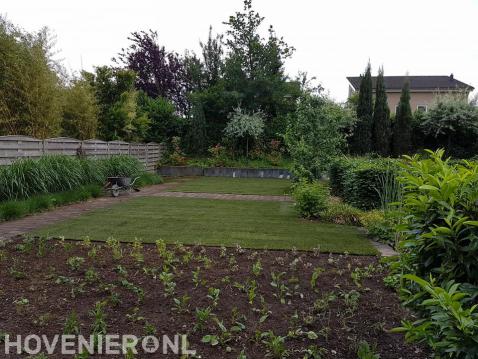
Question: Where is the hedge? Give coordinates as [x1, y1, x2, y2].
[329, 157, 398, 210]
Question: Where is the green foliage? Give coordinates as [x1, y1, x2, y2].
[393, 150, 478, 357]
[0, 155, 143, 201]
[356, 340, 380, 359]
[62, 75, 99, 140]
[0, 17, 63, 138]
[329, 157, 398, 210]
[224, 107, 265, 157]
[359, 210, 396, 244]
[398, 150, 478, 284]
[137, 91, 182, 143]
[420, 95, 478, 158]
[392, 81, 413, 157]
[285, 95, 354, 180]
[372, 67, 391, 156]
[350, 62, 373, 155]
[321, 202, 362, 226]
[292, 181, 329, 219]
[0, 184, 102, 221]
[394, 275, 478, 358]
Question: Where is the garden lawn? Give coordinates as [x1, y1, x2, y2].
[171, 176, 291, 196]
[33, 197, 377, 255]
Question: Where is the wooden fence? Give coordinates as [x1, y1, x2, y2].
[0, 136, 163, 172]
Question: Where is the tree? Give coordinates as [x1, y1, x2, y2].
[0, 17, 63, 138]
[420, 95, 478, 157]
[185, 95, 207, 154]
[62, 76, 98, 140]
[392, 80, 413, 156]
[137, 91, 182, 143]
[349, 62, 373, 154]
[117, 30, 189, 113]
[372, 67, 391, 156]
[222, 0, 299, 138]
[87, 66, 136, 140]
[285, 95, 355, 180]
[200, 26, 224, 86]
[223, 107, 265, 157]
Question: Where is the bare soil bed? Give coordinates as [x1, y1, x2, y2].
[0, 237, 428, 358]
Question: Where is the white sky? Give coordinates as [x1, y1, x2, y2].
[2, 0, 477, 101]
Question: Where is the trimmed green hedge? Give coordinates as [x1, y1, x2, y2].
[329, 157, 398, 210]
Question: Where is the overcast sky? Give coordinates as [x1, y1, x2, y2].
[2, 0, 477, 101]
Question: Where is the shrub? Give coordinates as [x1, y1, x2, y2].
[394, 149, 478, 356]
[398, 149, 478, 285]
[394, 275, 478, 358]
[321, 202, 362, 226]
[359, 210, 396, 244]
[292, 181, 329, 219]
[329, 157, 398, 210]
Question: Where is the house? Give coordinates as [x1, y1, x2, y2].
[346, 74, 474, 114]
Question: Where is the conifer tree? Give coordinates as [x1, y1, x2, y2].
[372, 67, 391, 155]
[392, 80, 413, 156]
[350, 62, 373, 154]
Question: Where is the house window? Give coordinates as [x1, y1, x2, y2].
[417, 105, 428, 112]
[395, 105, 400, 114]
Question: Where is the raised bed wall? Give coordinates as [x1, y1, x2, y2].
[158, 166, 292, 179]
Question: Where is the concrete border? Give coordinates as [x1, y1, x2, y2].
[158, 166, 292, 179]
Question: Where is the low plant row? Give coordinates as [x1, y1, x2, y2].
[0, 184, 102, 221]
[0, 236, 425, 358]
[0, 155, 145, 201]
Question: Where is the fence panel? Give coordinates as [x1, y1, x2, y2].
[0, 136, 43, 165]
[0, 137, 162, 172]
[44, 137, 81, 156]
[82, 139, 109, 158]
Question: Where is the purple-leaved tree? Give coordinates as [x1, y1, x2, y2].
[116, 30, 189, 114]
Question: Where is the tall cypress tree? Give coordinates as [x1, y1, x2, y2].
[350, 62, 373, 154]
[372, 67, 391, 156]
[392, 80, 413, 156]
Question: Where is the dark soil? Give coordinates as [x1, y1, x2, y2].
[0, 237, 429, 358]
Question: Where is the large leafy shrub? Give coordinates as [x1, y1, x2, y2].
[292, 181, 329, 219]
[398, 149, 478, 284]
[394, 150, 478, 357]
[0, 155, 144, 201]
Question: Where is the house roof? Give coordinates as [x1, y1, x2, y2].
[346, 75, 474, 92]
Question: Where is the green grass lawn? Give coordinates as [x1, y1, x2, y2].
[171, 177, 291, 196]
[33, 197, 376, 255]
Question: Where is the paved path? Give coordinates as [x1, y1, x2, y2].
[152, 191, 292, 202]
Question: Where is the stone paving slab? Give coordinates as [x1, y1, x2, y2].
[152, 191, 293, 202]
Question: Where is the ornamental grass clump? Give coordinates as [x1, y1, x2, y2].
[0, 155, 144, 201]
